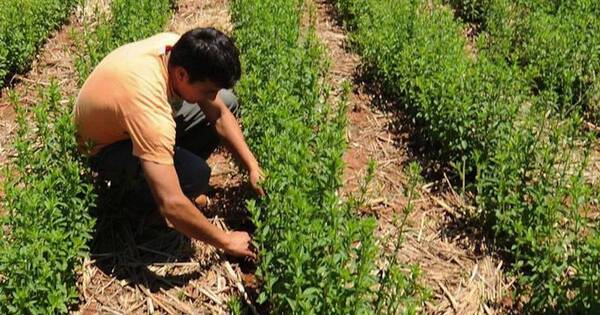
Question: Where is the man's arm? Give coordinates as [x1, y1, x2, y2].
[141, 160, 256, 258]
[199, 95, 265, 195]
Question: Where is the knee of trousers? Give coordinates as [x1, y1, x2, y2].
[174, 149, 212, 198]
[186, 161, 211, 199]
[218, 89, 239, 116]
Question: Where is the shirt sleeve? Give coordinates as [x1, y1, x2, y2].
[123, 108, 176, 165]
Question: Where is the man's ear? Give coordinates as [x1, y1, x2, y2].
[175, 67, 188, 83]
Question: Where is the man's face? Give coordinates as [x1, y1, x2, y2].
[173, 67, 220, 104]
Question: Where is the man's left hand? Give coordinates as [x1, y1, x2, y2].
[249, 167, 265, 197]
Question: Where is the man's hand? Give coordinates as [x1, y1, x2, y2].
[202, 94, 265, 197]
[222, 231, 256, 259]
[142, 160, 257, 259]
[249, 167, 265, 197]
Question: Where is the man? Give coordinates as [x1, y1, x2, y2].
[74, 27, 261, 259]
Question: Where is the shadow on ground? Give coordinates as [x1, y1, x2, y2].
[87, 178, 257, 293]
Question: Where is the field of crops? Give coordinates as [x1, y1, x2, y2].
[0, 0, 598, 313]
[336, 0, 600, 312]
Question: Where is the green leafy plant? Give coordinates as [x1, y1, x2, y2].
[481, 1, 600, 120]
[0, 0, 78, 88]
[232, 0, 428, 313]
[0, 84, 96, 314]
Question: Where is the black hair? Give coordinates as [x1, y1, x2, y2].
[169, 27, 241, 89]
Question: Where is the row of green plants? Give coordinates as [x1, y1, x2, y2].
[231, 0, 429, 313]
[0, 0, 78, 88]
[0, 85, 96, 313]
[338, 0, 523, 166]
[336, 0, 599, 313]
[0, 0, 173, 313]
[447, 0, 600, 123]
[489, 1, 599, 123]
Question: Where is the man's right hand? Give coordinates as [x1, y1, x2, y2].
[222, 231, 256, 259]
[142, 160, 257, 260]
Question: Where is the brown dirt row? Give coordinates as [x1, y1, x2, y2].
[312, 0, 514, 314]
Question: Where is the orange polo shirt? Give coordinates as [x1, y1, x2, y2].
[74, 32, 182, 165]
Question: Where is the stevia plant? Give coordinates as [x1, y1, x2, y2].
[476, 106, 599, 312]
[232, 0, 429, 313]
[0, 84, 96, 314]
[479, 1, 600, 121]
[428, 0, 600, 124]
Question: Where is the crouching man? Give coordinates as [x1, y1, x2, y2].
[74, 27, 262, 259]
